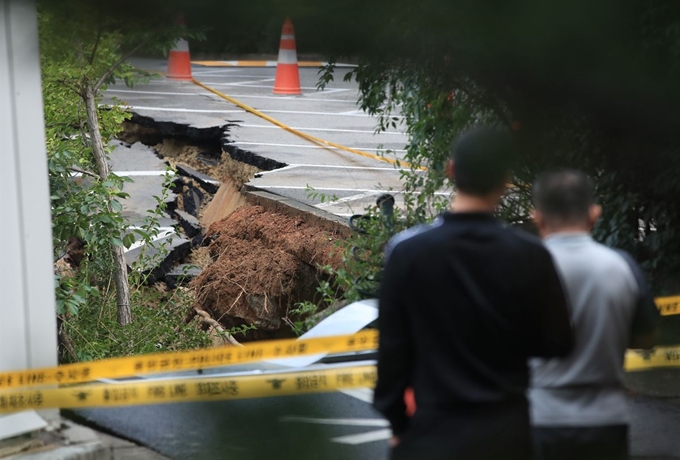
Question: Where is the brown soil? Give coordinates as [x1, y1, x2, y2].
[187, 246, 214, 270]
[192, 206, 345, 339]
[154, 139, 258, 187]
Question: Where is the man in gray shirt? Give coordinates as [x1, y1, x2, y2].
[530, 169, 660, 460]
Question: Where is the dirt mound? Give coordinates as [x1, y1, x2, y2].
[192, 206, 345, 337]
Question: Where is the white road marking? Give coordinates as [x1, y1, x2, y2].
[251, 184, 451, 196]
[108, 89, 211, 97]
[108, 89, 355, 104]
[331, 429, 393, 445]
[113, 170, 176, 177]
[316, 191, 382, 208]
[123, 105, 244, 114]
[123, 105, 382, 118]
[280, 417, 388, 427]
[282, 163, 409, 171]
[208, 93, 354, 103]
[124, 228, 177, 253]
[202, 78, 275, 86]
[232, 141, 407, 153]
[254, 164, 301, 176]
[199, 81, 340, 92]
[338, 388, 375, 403]
[238, 123, 405, 135]
[190, 69, 244, 75]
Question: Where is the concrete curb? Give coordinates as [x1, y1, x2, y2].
[7, 442, 110, 460]
[1, 417, 169, 460]
[244, 186, 352, 238]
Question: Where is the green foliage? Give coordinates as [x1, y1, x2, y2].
[62, 286, 211, 361]
[40, 0, 206, 344]
[227, 323, 258, 338]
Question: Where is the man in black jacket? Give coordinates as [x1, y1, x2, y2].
[374, 127, 573, 460]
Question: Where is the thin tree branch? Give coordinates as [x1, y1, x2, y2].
[89, 28, 102, 65]
[89, 5, 103, 65]
[77, 99, 89, 148]
[94, 35, 154, 91]
[67, 166, 99, 179]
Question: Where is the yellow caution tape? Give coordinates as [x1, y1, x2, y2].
[1, 344, 678, 414]
[0, 365, 377, 414]
[657, 295, 680, 316]
[191, 78, 428, 172]
[0, 331, 378, 390]
[1, 294, 677, 392]
[624, 346, 680, 372]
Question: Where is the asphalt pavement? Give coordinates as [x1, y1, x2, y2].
[105, 58, 418, 218]
[70, 367, 680, 460]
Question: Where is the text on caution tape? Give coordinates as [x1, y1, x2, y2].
[0, 330, 378, 390]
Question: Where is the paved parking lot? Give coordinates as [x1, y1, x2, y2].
[106, 58, 416, 218]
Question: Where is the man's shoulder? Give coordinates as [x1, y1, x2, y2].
[549, 237, 630, 268]
[385, 217, 444, 260]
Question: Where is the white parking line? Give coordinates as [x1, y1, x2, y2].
[254, 164, 301, 175]
[108, 88, 355, 104]
[204, 78, 275, 86]
[252, 184, 450, 196]
[338, 388, 375, 403]
[124, 228, 177, 253]
[331, 429, 393, 445]
[280, 417, 388, 427]
[209, 93, 355, 103]
[232, 141, 407, 153]
[199, 80, 343, 92]
[108, 89, 211, 97]
[124, 105, 381, 117]
[123, 105, 244, 114]
[113, 170, 175, 176]
[270, 163, 407, 171]
[316, 191, 382, 208]
[239, 123, 405, 135]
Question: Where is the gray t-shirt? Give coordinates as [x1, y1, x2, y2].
[530, 233, 659, 426]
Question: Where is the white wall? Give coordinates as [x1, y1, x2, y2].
[0, 0, 58, 438]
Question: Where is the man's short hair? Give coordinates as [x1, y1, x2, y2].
[532, 169, 595, 225]
[451, 127, 516, 195]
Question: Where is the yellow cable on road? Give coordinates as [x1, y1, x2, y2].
[192, 78, 428, 171]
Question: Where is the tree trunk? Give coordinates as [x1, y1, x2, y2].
[83, 84, 132, 326]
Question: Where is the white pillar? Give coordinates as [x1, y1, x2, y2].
[0, 0, 58, 439]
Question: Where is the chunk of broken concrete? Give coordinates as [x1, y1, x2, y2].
[182, 186, 203, 218]
[125, 234, 191, 284]
[165, 264, 203, 289]
[174, 209, 202, 238]
[176, 164, 220, 194]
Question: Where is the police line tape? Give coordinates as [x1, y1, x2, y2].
[0, 331, 378, 390]
[657, 295, 680, 316]
[0, 346, 678, 414]
[0, 297, 678, 393]
[0, 365, 377, 415]
[624, 346, 680, 371]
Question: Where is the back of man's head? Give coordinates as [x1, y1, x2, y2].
[450, 127, 516, 195]
[532, 169, 595, 227]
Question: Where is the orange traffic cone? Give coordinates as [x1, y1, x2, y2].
[166, 14, 192, 81]
[273, 19, 301, 95]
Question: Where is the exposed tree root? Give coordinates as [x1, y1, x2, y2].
[193, 306, 243, 347]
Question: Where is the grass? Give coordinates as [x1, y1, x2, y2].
[61, 284, 211, 362]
